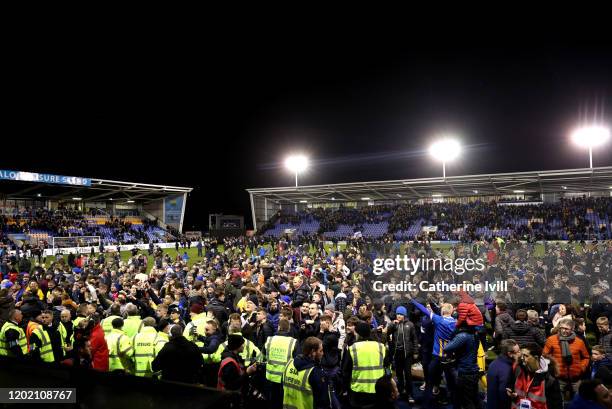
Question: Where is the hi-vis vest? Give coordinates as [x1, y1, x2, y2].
[282, 359, 314, 409]
[265, 335, 297, 383]
[101, 315, 121, 335]
[105, 329, 134, 372]
[183, 313, 207, 346]
[122, 316, 144, 339]
[349, 341, 386, 394]
[133, 327, 160, 377]
[58, 322, 68, 349]
[211, 332, 261, 365]
[0, 322, 28, 357]
[511, 364, 547, 409]
[32, 327, 54, 363]
[155, 332, 169, 355]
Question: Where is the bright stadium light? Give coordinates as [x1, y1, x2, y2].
[571, 125, 610, 168]
[72, 197, 82, 201]
[429, 138, 461, 179]
[284, 155, 309, 187]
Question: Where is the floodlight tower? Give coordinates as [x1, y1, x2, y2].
[285, 155, 309, 187]
[571, 125, 610, 168]
[429, 138, 461, 179]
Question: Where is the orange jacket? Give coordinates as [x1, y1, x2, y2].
[542, 334, 589, 380]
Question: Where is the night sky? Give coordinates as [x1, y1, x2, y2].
[4, 40, 612, 230]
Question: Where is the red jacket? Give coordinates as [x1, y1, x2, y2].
[456, 291, 484, 327]
[89, 324, 109, 371]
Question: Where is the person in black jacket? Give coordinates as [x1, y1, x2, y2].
[252, 308, 274, 351]
[152, 325, 205, 383]
[208, 289, 229, 324]
[502, 309, 546, 348]
[218, 334, 258, 392]
[317, 314, 341, 398]
[290, 276, 310, 320]
[385, 306, 418, 403]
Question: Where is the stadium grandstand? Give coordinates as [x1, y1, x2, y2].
[0, 169, 192, 253]
[248, 166, 612, 241]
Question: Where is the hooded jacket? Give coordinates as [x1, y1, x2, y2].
[494, 311, 514, 338]
[291, 354, 331, 409]
[455, 291, 484, 327]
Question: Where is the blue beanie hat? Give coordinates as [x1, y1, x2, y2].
[396, 306, 407, 316]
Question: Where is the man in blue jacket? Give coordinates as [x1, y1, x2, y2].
[411, 298, 457, 408]
[443, 323, 481, 409]
[486, 339, 520, 409]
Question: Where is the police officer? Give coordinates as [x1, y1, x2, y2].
[342, 321, 390, 408]
[265, 318, 298, 409]
[104, 318, 134, 373]
[0, 309, 27, 358]
[282, 336, 331, 409]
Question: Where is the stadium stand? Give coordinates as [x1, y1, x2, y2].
[260, 197, 612, 241]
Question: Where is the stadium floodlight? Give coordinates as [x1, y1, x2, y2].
[361, 197, 371, 201]
[513, 190, 525, 193]
[127, 200, 135, 203]
[299, 200, 307, 203]
[429, 138, 461, 178]
[571, 125, 610, 168]
[72, 197, 82, 201]
[284, 155, 309, 187]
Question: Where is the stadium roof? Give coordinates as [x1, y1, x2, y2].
[247, 166, 612, 204]
[1, 175, 193, 202]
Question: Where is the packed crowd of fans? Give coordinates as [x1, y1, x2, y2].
[0, 207, 170, 246]
[260, 197, 612, 242]
[0, 232, 611, 409]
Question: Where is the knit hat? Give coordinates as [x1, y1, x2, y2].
[355, 322, 371, 339]
[190, 304, 204, 314]
[227, 334, 245, 351]
[395, 306, 407, 317]
[280, 295, 292, 304]
[324, 304, 335, 313]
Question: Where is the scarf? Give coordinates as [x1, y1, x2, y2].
[558, 332, 576, 365]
